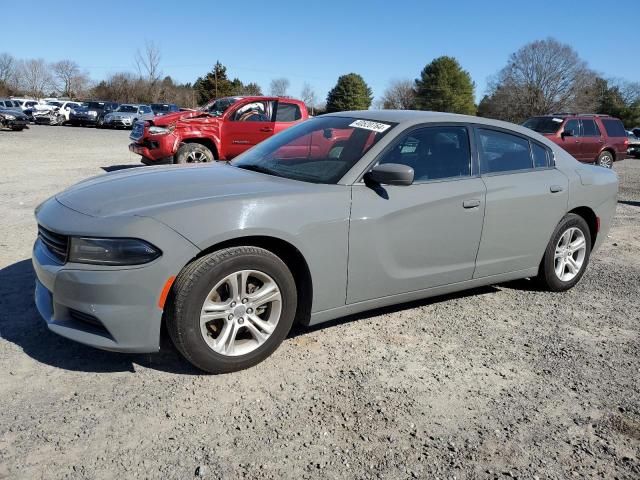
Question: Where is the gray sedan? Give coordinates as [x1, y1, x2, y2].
[32, 111, 618, 373]
[103, 104, 154, 128]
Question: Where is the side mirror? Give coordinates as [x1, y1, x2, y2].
[323, 128, 333, 139]
[561, 129, 573, 139]
[364, 163, 414, 186]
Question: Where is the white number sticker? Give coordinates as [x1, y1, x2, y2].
[349, 119, 391, 133]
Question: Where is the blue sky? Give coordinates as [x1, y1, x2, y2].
[3, 0, 636, 104]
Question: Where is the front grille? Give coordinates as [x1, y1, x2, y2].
[38, 225, 69, 263]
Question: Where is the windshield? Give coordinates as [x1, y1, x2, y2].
[151, 104, 172, 113]
[200, 97, 239, 117]
[116, 105, 137, 113]
[522, 117, 563, 134]
[231, 116, 396, 184]
[81, 102, 105, 110]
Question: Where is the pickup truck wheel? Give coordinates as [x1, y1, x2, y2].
[166, 246, 297, 373]
[175, 143, 215, 164]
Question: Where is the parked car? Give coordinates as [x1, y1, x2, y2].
[32, 101, 82, 125]
[0, 107, 29, 130]
[103, 104, 154, 129]
[522, 114, 628, 168]
[0, 98, 22, 110]
[68, 101, 119, 127]
[150, 103, 180, 116]
[632, 127, 640, 138]
[33, 111, 618, 373]
[627, 130, 640, 158]
[129, 96, 308, 164]
[11, 98, 40, 111]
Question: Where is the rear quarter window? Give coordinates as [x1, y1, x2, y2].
[602, 119, 626, 137]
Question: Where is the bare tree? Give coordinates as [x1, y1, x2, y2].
[18, 59, 54, 97]
[486, 38, 595, 118]
[0, 53, 16, 85]
[52, 60, 90, 98]
[300, 82, 317, 114]
[269, 78, 290, 96]
[135, 41, 162, 83]
[380, 79, 415, 109]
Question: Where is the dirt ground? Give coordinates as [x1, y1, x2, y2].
[0, 125, 638, 479]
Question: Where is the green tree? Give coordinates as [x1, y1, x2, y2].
[414, 56, 476, 115]
[326, 73, 373, 112]
[193, 61, 236, 104]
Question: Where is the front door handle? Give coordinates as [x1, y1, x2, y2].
[463, 199, 481, 209]
[260, 127, 273, 132]
[550, 185, 564, 193]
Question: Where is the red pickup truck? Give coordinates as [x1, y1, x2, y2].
[129, 96, 308, 165]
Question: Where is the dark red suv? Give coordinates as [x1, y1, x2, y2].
[523, 114, 628, 168]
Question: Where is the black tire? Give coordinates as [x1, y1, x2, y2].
[174, 143, 215, 164]
[166, 246, 298, 373]
[597, 150, 614, 168]
[536, 213, 591, 292]
[96, 116, 105, 128]
[11, 126, 24, 131]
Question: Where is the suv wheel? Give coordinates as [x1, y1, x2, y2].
[597, 151, 613, 168]
[175, 143, 215, 164]
[166, 246, 297, 373]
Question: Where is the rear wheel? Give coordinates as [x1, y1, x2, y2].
[11, 126, 24, 131]
[597, 151, 613, 168]
[166, 247, 297, 373]
[537, 213, 591, 291]
[174, 143, 215, 164]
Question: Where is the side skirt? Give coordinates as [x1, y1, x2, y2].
[308, 267, 538, 326]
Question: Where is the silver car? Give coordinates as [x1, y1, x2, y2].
[103, 104, 154, 128]
[32, 111, 618, 373]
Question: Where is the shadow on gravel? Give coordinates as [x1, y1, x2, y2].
[289, 285, 500, 338]
[102, 164, 144, 172]
[0, 259, 199, 375]
[618, 200, 640, 207]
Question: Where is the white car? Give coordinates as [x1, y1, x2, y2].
[32, 101, 82, 125]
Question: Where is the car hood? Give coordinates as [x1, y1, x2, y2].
[0, 108, 28, 118]
[150, 110, 218, 126]
[109, 111, 137, 118]
[55, 163, 310, 218]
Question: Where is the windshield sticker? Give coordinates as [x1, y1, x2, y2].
[349, 119, 391, 133]
[552, 118, 563, 123]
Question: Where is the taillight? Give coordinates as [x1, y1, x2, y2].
[624, 138, 629, 146]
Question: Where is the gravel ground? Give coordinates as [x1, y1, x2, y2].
[0, 125, 638, 479]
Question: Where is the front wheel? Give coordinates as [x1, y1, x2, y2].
[537, 213, 591, 291]
[11, 126, 24, 131]
[166, 246, 298, 373]
[174, 143, 215, 164]
[597, 151, 613, 168]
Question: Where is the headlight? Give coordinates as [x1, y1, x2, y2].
[148, 126, 171, 135]
[68, 237, 161, 266]
[4, 114, 16, 120]
[88, 110, 97, 116]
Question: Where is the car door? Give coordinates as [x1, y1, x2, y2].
[347, 125, 486, 304]
[223, 100, 276, 159]
[558, 119, 582, 160]
[579, 118, 603, 162]
[473, 128, 568, 278]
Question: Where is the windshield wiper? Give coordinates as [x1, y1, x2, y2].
[235, 164, 280, 177]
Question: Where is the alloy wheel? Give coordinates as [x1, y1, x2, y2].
[554, 227, 587, 282]
[199, 270, 282, 356]
[187, 151, 208, 163]
[598, 153, 613, 168]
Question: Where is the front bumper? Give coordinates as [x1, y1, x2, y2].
[5, 118, 28, 128]
[69, 114, 98, 125]
[32, 199, 200, 353]
[105, 117, 134, 128]
[129, 135, 178, 164]
[628, 145, 640, 158]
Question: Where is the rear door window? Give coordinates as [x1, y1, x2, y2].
[602, 118, 627, 137]
[531, 143, 550, 168]
[478, 129, 533, 174]
[275, 102, 302, 122]
[581, 119, 601, 137]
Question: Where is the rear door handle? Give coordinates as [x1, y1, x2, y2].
[463, 199, 481, 209]
[550, 185, 564, 193]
